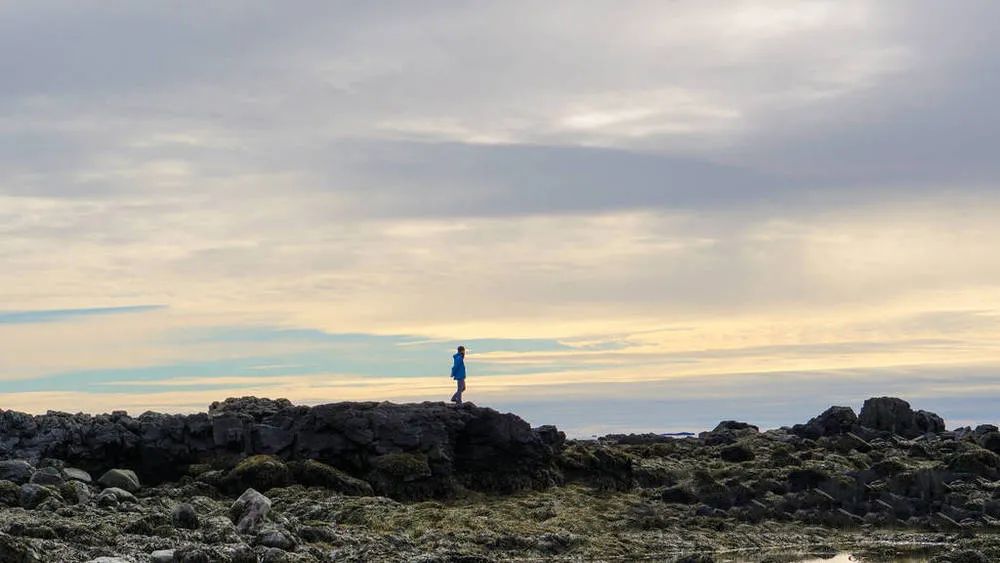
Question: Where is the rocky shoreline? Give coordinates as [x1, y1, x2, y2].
[0, 396, 997, 561]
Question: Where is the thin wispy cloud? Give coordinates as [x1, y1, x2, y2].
[0, 305, 165, 325]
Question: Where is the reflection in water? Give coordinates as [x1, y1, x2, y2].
[795, 554, 930, 563]
[712, 550, 937, 563]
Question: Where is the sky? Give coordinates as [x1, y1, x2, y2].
[2, 1, 999, 436]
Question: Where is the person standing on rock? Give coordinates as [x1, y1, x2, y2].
[450, 345, 467, 405]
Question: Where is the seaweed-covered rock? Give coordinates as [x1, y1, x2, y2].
[366, 453, 439, 499]
[225, 455, 292, 493]
[290, 459, 373, 496]
[559, 443, 634, 491]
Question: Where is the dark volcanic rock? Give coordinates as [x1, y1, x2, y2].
[792, 406, 858, 439]
[858, 397, 945, 438]
[0, 398, 563, 500]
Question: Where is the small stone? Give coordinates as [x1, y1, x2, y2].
[98, 468, 141, 492]
[150, 549, 175, 563]
[172, 502, 200, 529]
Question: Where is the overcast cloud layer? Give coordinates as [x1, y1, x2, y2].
[2, 1, 999, 434]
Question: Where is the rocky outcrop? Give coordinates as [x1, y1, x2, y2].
[790, 397, 946, 440]
[0, 398, 564, 499]
[858, 397, 945, 438]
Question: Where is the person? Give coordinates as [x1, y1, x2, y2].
[450, 345, 466, 404]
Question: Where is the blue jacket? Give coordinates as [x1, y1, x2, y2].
[451, 353, 466, 380]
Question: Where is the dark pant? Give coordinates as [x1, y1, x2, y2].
[451, 379, 466, 404]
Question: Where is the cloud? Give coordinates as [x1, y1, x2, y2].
[0, 305, 164, 324]
[1, 2, 999, 428]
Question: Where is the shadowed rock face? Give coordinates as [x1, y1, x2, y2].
[0, 398, 565, 499]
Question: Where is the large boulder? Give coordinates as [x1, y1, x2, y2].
[858, 397, 945, 438]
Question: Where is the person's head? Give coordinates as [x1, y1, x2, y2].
[457, 345, 466, 356]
